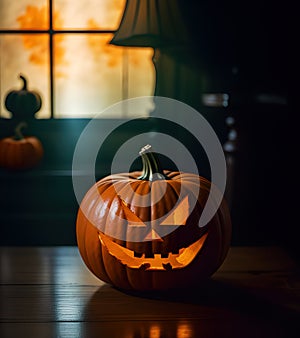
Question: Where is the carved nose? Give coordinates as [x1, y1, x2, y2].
[143, 229, 163, 241]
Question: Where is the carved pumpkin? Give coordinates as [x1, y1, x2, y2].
[76, 145, 231, 291]
[0, 122, 43, 170]
[5, 74, 42, 120]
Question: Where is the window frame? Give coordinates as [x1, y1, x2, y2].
[0, 0, 130, 119]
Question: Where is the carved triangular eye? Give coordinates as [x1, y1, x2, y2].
[160, 196, 189, 226]
[118, 195, 190, 229]
[118, 196, 147, 227]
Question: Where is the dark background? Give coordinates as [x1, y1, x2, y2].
[1, 1, 296, 259]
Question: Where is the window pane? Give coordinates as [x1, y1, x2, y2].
[128, 48, 155, 99]
[54, 0, 126, 30]
[0, 34, 50, 119]
[54, 34, 155, 118]
[54, 34, 124, 118]
[0, 0, 49, 30]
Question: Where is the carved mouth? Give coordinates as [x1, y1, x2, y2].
[99, 232, 208, 271]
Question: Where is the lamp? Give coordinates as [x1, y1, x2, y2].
[110, 0, 189, 48]
[110, 0, 190, 103]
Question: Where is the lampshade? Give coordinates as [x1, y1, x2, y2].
[110, 0, 189, 47]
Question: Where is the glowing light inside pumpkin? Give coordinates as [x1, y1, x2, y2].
[143, 229, 163, 241]
[99, 232, 208, 270]
[160, 196, 190, 226]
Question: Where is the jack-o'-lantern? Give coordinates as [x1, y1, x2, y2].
[76, 145, 231, 291]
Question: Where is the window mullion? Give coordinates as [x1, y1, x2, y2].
[49, 0, 54, 118]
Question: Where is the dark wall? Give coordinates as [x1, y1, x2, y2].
[178, 0, 295, 258]
[0, 116, 225, 247]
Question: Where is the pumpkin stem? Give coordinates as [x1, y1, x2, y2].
[138, 144, 169, 181]
[14, 122, 27, 140]
[19, 74, 27, 90]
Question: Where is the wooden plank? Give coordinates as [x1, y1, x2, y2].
[0, 283, 255, 322]
[1, 246, 298, 285]
[0, 247, 99, 285]
[0, 246, 299, 338]
[0, 275, 299, 324]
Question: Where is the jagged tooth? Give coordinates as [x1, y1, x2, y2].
[178, 248, 185, 255]
[139, 263, 151, 270]
[162, 262, 173, 270]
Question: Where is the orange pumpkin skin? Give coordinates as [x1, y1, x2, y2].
[76, 147, 231, 291]
[0, 136, 43, 170]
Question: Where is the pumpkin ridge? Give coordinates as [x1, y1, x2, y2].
[82, 214, 97, 276]
[118, 181, 152, 255]
[76, 211, 93, 275]
[163, 179, 181, 204]
[130, 181, 151, 221]
[94, 184, 119, 234]
[107, 182, 134, 245]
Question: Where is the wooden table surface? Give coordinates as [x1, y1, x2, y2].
[1, 246, 299, 338]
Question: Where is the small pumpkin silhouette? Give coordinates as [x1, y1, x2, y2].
[5, 74, 42, 120]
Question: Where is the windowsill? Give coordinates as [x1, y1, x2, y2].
[0, 168, 108, 178]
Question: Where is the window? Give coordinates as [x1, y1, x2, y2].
[0, 0, 155, 118]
